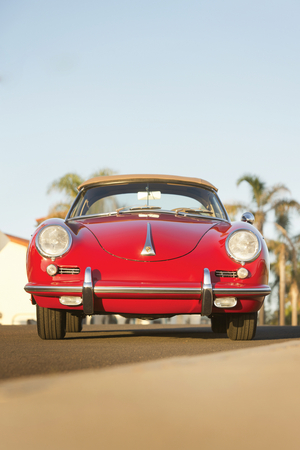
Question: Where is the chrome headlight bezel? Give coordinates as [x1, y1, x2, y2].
[225, 229, 261, 264]
[36, 225, 72, 259]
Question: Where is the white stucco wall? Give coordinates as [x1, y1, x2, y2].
[0, 240, 36, 325]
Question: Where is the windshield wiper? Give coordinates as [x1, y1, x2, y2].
[173, 208, 214, 216]
[117, 206, 162, 213]
[66, 211, 118, 221]
[67, 207, 214, 221]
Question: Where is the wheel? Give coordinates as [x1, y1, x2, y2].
[226, 312, 257, 341]
[211, 315, 227, 333]
[66, 312, 83, 332]
[36, 304, 66, 340]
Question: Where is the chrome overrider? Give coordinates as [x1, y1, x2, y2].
[202, 268, 213, 316]
[82, 266, 94, 314]
[24, 268, 271, 316]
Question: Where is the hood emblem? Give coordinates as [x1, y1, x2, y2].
[141, 223, 156, 256]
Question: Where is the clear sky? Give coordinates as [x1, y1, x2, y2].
[1, 0, 299, 239]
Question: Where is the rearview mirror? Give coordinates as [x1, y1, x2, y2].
[138, 191, 161, 200]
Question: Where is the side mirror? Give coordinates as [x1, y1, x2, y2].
[241, 212, 255, 225]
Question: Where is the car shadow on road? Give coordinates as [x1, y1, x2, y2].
[64, 325, 300, 341]
[65, 327, 217, 340]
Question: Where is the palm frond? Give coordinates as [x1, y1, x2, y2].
[90, 168, 117, 178]
[267, 238, 283, 254]
[264, 184, 290, 204]
[236, 174, 266, 205]
[273, 199, 300, 213]
[47, 173, 83, 200]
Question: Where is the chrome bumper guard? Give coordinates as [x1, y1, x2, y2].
[202, 268, 213, 316]
[24, 267, 271, 316]
[82, 267, 94, 315]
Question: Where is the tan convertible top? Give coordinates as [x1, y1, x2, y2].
[78, 174, 218, 192]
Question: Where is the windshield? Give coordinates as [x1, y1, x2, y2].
[68, 183, 228, 220]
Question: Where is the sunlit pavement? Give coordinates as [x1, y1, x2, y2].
[1, 339, 299, 450]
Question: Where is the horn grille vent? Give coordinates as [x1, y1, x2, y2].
[215, 270, 237, 278]
[58, 267, 80, 275]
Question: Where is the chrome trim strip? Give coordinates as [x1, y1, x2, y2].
[24, 284, 270, 296]
[94, 286, 201, 295]
[214, 287, 271, 296]
[67, 212, 230, 223]
[141, 222, 156, 256]
[24, 284, 201, 295]
[24, 285, 83, 293]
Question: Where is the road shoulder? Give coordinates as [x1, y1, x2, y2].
[1, 339, 300, 449]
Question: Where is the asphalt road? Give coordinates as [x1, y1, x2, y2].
[1, 323, 300, 381]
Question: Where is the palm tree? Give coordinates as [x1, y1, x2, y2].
[48, 168, 116, 202]
[278, 242, 287, 325]
[236, 175, 294, 235]
[267, 238, 286, 325]
[274, 223, 299, 326]
[48, 173, 84, 204]
[268, 209, 292, 325]
[267, 203, 300, 326]
[36, 168, 116, 225]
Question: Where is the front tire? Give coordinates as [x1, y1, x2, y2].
[66, 312, 82, 332]
[211, 315, 227, 333]
[36, 304, 66, 340]
[226, 312, 257, 341]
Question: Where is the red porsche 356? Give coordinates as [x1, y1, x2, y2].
[25, 174, 270, 340]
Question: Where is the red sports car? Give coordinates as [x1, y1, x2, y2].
[25, 174, 270, 340]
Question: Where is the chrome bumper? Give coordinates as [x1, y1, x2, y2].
[24, 267, 271, 316]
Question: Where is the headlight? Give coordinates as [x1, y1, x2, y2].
[226, 229, 261, 263]
[36, 225, 72, 258]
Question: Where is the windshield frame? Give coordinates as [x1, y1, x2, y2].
[65, 182, 230, 222]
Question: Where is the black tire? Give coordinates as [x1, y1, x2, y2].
[211, 315, 227, 333]
[66, 312, 83, 332]
[36, 304, 66, 340]
[226, 312, 257, 341]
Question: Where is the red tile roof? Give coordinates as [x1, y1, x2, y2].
[5, 234, 29, 247]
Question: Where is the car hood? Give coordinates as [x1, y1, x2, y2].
[80, 215, 218, 262]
